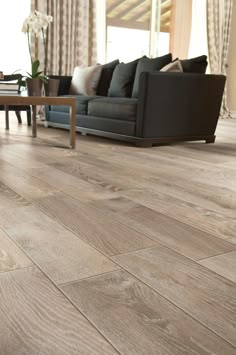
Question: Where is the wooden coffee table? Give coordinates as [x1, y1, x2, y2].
[0, 94, 76, 149]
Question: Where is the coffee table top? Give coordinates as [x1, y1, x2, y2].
[0, 94, 76, 106]
[0, 93, 76, 149]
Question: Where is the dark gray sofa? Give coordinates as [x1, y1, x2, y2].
[45, 71, 226, 147]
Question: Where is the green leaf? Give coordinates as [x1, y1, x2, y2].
[38, 75, 48, 83]
[31, 60, 40, 77]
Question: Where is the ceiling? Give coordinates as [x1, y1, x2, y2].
[106, 0, 172, 33]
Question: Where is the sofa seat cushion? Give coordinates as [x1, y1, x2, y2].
[88, 97, 137, 121]
[50, 95, 100, 115]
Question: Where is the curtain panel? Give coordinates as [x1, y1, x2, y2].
[170, 0, 192, 59]
[207, 0, 233, 118]
[31, 0, 97, 75]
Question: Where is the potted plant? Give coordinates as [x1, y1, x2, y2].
[20, 10, 55, 96]
[19, 59, 48, 96]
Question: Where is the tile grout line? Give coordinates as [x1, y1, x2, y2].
[0, 227, 122, 355]
[105, 263, 236, 350]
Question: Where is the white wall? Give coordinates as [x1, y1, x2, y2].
[188, 0, 208, 60]
[0, 0, 30, 74]
[227, 2, 236, 112]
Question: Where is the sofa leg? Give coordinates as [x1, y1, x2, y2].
[205, 136, 215, 144]
[136, 141, 153, 148]
[81, 132, 87, 136]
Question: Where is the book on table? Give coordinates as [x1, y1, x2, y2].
[0, 91, 20, 95]
[0, 80, 19, 92]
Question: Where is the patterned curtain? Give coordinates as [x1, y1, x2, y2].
[31, 0, 97, 75]
[207, 0, 233, 118]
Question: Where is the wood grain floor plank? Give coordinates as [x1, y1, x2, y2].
[228, 237, 236, 244]
[153, 141, 236, 164]
[1, 114, 236, 353]
[50, 158, 141, 192]
[26, 164, 120, 202]
[0, 266, 118, 354]
[90, 197, 236, 260]
[0, 161, 58, 200]
[112, 246, 236, 347]
[0, 228, 33, 272]
[120, 188, 236, 239]
[53, 145, 236, 219]
[89, 140, 236, 192]
[0, 180, 29, 210]
[62, 270, 236, 355]
[198, 251, 236, 283]
[86, 143, 236, 219]
[0, 146, 48, 169]
[0, 206, 119, 284]
[137, 176, 236, 219]
[97, 143, 232, 177]
[31, 193, 158, 256]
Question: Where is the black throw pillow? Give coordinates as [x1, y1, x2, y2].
[108, 58, 140, 98]
[48, 75, 72, 95]
[96, 59, 119, 96]
[131, 53, 172, 98]
[180, 55, 208, 73]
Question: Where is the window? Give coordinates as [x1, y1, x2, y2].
[0, 0, 31, 74]
[106, 0, 172, 62]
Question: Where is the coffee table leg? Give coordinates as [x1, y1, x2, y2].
[69, 102, 76, 149]
[5, 105, 9, 130]
[32, 105, 37, 137]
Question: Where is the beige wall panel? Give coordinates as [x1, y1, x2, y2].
[227, 2, 236, 112]
[170, 0, 192, 59]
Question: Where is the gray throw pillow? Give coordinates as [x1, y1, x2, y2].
[108, 58, 140, 98]
[69, 65, 103, 96]
[131, 53, 172, 98]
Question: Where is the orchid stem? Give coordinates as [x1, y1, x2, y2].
[27, 28, 33, 65]
[42, 28, 47, 76]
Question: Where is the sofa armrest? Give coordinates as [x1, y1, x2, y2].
[48, 75, 72, 96]
[136, 72, 226, 138]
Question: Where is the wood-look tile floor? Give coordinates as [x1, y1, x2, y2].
[0, 112, 236, 354]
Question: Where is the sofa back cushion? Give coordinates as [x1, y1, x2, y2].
[69, 65, 102, 95]
[108, 58, 140, 98]
[96, 59, 119, 96]
[48, 75, 72, 96]
[131, 53, 172, 98]
[180, 55, 208, 73]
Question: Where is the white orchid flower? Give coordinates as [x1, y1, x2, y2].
[22, 10, 53, 34]
[22, 10, 53, 75]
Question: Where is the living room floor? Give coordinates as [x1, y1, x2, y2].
[0, 112, 236, 354]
